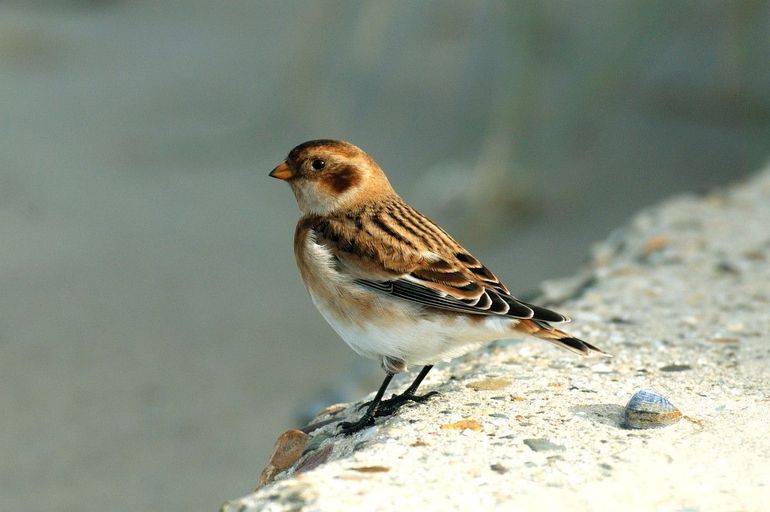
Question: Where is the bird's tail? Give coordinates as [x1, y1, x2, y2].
[515, 319, 607, 356]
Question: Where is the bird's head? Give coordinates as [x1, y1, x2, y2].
[270, 139, 394, 215]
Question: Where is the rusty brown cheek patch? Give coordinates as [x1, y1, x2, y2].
[322, 165, 361, 194]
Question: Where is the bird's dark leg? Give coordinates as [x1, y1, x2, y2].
[337, 372, 393, 436]
[373, 365, 438, 417]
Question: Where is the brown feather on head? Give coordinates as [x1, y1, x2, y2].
[270, 140, 394, 215]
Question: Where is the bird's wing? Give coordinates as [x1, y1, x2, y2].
[310, 198, 569, 323]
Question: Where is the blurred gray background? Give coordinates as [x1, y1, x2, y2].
[1, 1, 768, 510]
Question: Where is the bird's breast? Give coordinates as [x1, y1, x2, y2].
[294, 225, 410, 328]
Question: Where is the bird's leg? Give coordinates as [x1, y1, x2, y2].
[338, 372, 393, 436]
[373, 365, 438, 417]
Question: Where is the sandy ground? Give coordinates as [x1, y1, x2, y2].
[225, 168, 770, 512]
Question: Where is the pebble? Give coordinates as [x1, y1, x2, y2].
[349, 465, 390, 473]
[441, 419, 484, 432]
[266, 430, 309, 469]
[591, 363, 614, 374]
[316, 403, 348, 416]
[642, 235, 670, 255]
[622, 389, 682, 429]
[659, 364, 692, 372]
[523, 438, 565, 452]
[466, 378, 512, 391]
[490, 463, 509, 474]
[295, 444, 334, 474]
[711, 337, 739, 344]
[256, 429, 309, 489]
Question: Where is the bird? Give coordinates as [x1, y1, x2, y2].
[270, 139, 605, 435]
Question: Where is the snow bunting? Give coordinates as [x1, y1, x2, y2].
[270, 139, 604, 435]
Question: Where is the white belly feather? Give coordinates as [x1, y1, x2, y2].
[298, 233, 516, 370]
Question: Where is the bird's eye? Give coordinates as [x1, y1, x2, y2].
[310, 159, 326, 171]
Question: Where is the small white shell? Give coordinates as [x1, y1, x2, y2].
[622, 389, 682, 429]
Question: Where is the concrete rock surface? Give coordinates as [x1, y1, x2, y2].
[223, 168, 770, 512]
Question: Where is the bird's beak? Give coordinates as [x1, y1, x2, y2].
[269, 161, 294, 181]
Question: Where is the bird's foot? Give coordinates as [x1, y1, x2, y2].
[357, 390, 440, 414]
[373, 390, 439, 417]
[337, 413, 376, 436]
[341, 391, 438, 435]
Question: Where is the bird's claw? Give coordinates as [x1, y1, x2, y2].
[373, 390, 439, 417]
[337, 414, 376, 436]
[357, 392, 398, 411]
